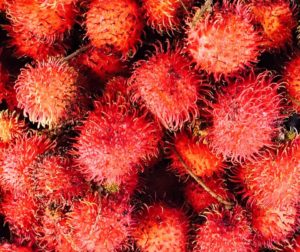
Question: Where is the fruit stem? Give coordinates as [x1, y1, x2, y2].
[172, 147, 234, 210]
[191, 0, 213, 28]
[64, 44, 92, 61]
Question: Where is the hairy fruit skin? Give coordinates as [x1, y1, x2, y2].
[1, 193, 39, 245]
[0, 134, 55, 195]
[86, 0, 143, 57]
[170, 132, 223, 177]
[133, 204, 189, 252]
[208, 71, 283, 163]
[15, 57, 80, 128]
[0, 110, 27, 144]
[250, 0, 297, 50]
[142, 0, 191, 33]
[74, 97, 161, 186]
[30, 155, 88, 206]
[186, 0, 261, 80]
[185, 175, 230, 213]
[284, 53, 300, 112]
[237, 137, 300, 208]
[6, 0, 76, 43]
[130, 46, 203, 131]
[251, 203, 298, 248]
[5, 24, 66, 60]
[193, 206, 253, 252]
[0, 243, 32, 252]
[66, 193, 132, 252]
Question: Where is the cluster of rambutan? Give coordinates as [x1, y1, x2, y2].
[0, 0, 298, 251]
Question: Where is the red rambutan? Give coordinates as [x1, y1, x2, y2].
[184, 175, 230, 213]
[170, 132, 223, 177]
[0, 64, 18, 110]
[74, 96, 161, 186]
[0, 133, 55, 195]
[236, 137, 300, 208]
[0, 110, 27, 144]
[129, 45, 204, 131]
[5, 24, 66, 60]
[250, 0, 297, 50]
[251, 203, 298, 248]
[132, 203, 189, 252]
[104, 76, 130, 101]
[65, 193, 132, 251]
[30, 155, 88, 206]
[0, 243, 32, 252]
[6, 0, 76, 43]
[1, 192, 39, 245]
[193, 205, 253, 251]
[15, 57, 81, 128]
[85, 0, 144, 57]
[284, 53, 300, 112]
[142, 0, 191, 33]
[208, 71, 284, 163]
[74, 47, 126, 81]
[186, 0, 261, 80]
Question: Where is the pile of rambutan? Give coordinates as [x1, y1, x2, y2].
[0, 0, 298, 251]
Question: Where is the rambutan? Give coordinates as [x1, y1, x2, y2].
[0, 134, 55, 195]
[30, 155, 88, 205]
[74, 47, 126, 81]
[132, 203, 189, 252]
[142, 0, 191, 33]
[208, 71, 283, 163]
[193, 205, 253, 251]
[104, 76, 129, 101]
[15, 57, 81, 128]
[236, 137, 300, 208]
[184, 175, 230, 213]
[65, 193, 132, 251]
[0, 64, 17, 110]
[170, 132, 223, 177]
[284, 53, 300, 112]
[129, 45, 204, 131]
[74, 97, 161, 186]
[251, 203, 298, 248]
[249, 0, 297, 50]
[0, 110, 27, 144]
[5, 24, 66, 60]
[6, 0, 76, 43]
[85, 0, 144, 57]
[1, 192, 39, 245]
[0, 243, 32, 252]
[186, 0, 261, 80]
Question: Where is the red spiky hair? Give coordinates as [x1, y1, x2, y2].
[104, 76, 130, 101]
[1, 192, 39, 245]
[0, 133, 55, 195]
[0, 243, 32, 252]
[249, 0, 297, 50]
[284, 53, 300, 112]
[65, 193, 132, 251]
[15, 57, 80, 128]
[186, 0, 262, 80]
[132, 203, 189, 252]
[184, 175, 230, 213]
[6, 0, 76, 43]
[251, 203, 299, 249]
[30, 155, 88, 206]
[208, 71, 284, 163]
[129, 43, 206, 131]
[0, 110, 27, 145]
[236, 136, 300, 208]
[74, 47, 126, 81]
[170, 132, 223, 178]
[142, 0, 191, 33]
[5, 24, 66, 60]
[194, 205, 253, 251]
[74, 96, 161, 186]
[85, 0, 144, 58]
